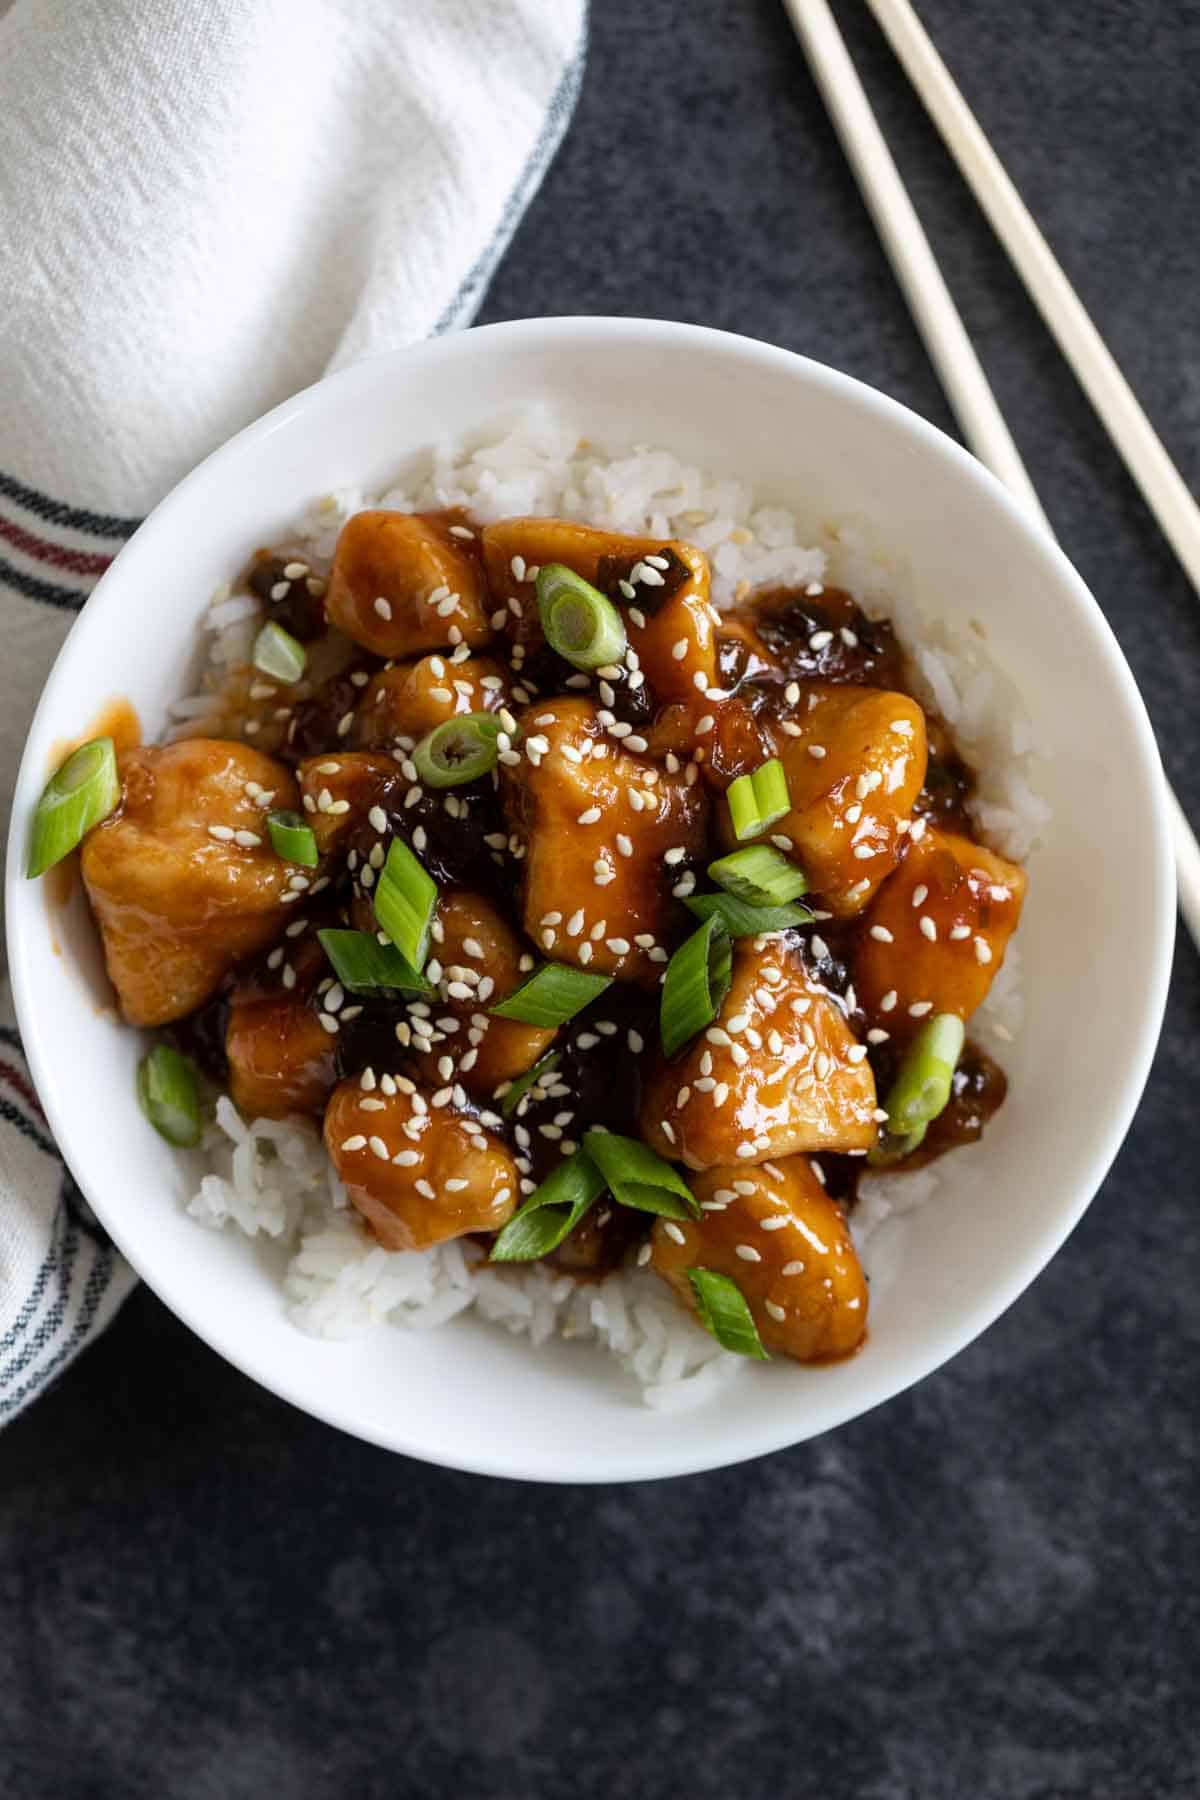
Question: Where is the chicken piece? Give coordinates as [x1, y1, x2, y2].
[225, 930, 337, 1119]
[352, 653, 510, 750]
[650, 1156, 868, 1362]
[413, 890, 557, 1094]
[479, 517, 717, 703]
[498, 698, 708, 987]
[324, 1078, 518, 1251]
[325, 510, 492, 658]
[296, 751, 397, 858]
[854, 825, 1026, 1035]
[639, 938, 877, 1168]
[745, 684, 928, 917]
[80, 739, 300, 1027]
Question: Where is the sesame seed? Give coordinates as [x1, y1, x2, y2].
[853, 844, 875, 860]
[782, 1261, 806, 1276]
[692, 670, 708, 692]
[920, 916, 937, 941]
[807, 744, 827, 760]
[735, 1143, 757, 1160]
[340, 1135, 367, 1152]
[606, 937, 631, 955]
[847, 1044, 869, 1063]
[975, 937, 993, 964]
[809, 630, 833, 650]
[867, 1028, 889, 1044]
[637, 1241, 653, 1266]
[735, 1243, 762, 1260]
[881, 990, 898, 1012]
[761, 1217, 788, 1232]
[663, 847, 687, 866]
[374, 596, 392, 620]
[207, 824, 235, 842]
[616, 834, 634, 858]
[908, 999, 933, 1017]
[912, 884, 929, 907]
[712, 1083, 730, 1107]
[368, 1136, 389, 1160]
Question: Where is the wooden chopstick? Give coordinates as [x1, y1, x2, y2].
[866, 0, 1200, 603]
[781, 0, 1200, 950]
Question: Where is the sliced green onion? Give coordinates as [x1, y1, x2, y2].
[500, 1052, 562, 1119]
[317, 927, 431, 995]
[489, 1150, 606, 1263]
[490, 963, 612, 1027]
[253, 620, 307, 684]
[535, 563, 628, 670]
[267, 809, 319, 867]
[882, 1012, 965, 1137]
[685, 892, 812, 937]
[659, 914, 732, 1059]
[137, 1044, 204, 1149]
[582, 1130, 699, 1221]
[686, 1268, 769, 1360]
[26, 736, 120, 878]
[373, 838, 437, 972]
[709, 843, 808, 905]
[870, 1013, 964, 1166]
[413, 712, 503, 789]
[725, 757, 791, 841]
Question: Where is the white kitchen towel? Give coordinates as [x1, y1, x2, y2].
[0, 0, 587, 1421]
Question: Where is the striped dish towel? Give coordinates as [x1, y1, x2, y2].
[0, 0, 586, 1421]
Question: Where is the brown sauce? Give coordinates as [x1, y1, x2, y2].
[77, 518, 1018, 1302]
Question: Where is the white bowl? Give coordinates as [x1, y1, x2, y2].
[4, 318, 1173, 1481]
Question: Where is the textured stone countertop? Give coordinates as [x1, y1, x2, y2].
[4, 3, 1199, 1795]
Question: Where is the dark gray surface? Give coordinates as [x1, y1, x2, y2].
[4, 3, 1199, 1795]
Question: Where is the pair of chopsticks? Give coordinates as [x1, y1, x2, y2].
[782, 0, 1200, 952]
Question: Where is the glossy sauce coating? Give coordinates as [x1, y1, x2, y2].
[651, 1156, 868, 1360]
[74, 512, 1026, 1364]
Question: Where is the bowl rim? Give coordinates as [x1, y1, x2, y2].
[4, 315, 1175, 1481]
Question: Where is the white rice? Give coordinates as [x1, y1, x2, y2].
[178, 417, 1046, 1409]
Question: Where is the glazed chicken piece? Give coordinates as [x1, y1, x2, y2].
[225, 926, 338, 1119]
[748, 684, 928, 916]
[352, 652, 510, 750]
[324, 1077, 518, 1251]
[650, 1156, 868, 1361]
[498, 697, 709, 987]
[325, 510, 492, 659]
[639, 938, 878, 1167]
[479, 517, 718, 703]
[854, 824, 1027, 1035]
[296, 751, 397, 858]
[80, 739, 300, 1027]
[413, 889, 557, 1094]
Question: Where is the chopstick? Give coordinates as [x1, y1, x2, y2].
[865, 0, 1200, 603]
[780, 0, 1200, 952]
